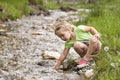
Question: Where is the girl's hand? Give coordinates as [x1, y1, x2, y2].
[54, 65, 60, 71]
[90, 36, 98, 43]
[94, 33, 100, 39]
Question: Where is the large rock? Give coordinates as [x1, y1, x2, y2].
[42, 51, 60, 60]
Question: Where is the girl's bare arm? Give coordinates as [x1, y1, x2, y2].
[54, 48, 70, 70]
[84, 26, 100, 39]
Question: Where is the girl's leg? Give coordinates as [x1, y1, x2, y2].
[73, 41, 88, 58]
[83, 37, 101, 59]
[93, 41, 102, 54]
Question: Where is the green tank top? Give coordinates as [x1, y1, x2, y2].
[65, 25, 93, 48]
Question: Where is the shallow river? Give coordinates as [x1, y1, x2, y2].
[0, 9, 90, 80]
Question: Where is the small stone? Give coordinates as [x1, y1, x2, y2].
[31, 32, 42, 35]
[84, 69, 94, 78]
[0, 24, 6, 27]
[37, 60, 48, 66]
[78, 70, 83, 74]
[0, 29, 7, 32]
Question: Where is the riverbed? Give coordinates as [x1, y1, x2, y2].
[0, 9, 90, 80]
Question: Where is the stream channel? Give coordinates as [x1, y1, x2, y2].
[0, 9, 91, 80]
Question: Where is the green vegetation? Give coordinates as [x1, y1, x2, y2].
[0, 0, 33, 20]
[75, 0, 120, 80]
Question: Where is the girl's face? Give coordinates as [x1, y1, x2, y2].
[57, 28, 71, 41]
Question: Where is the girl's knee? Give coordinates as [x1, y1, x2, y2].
[73, 41, 83, 49]
[96, 41, 102, 51]
[90, 37, 99, 44]
[73, 41, 88, 50]
[98, 41, 102, 49]
[93, 41, 102, 54]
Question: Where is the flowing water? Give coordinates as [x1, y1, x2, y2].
[0, 9, 90, 80]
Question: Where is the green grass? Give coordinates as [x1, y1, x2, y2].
[44, 2, 95, 10]
[0, 0, 33, 20]
[0, 2, 21, 20]
[74, 0, 120, 80]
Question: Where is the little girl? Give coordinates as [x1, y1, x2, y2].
[54, 21, 102, 70]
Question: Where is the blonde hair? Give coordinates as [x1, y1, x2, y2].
[55, 21, 75, 35]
